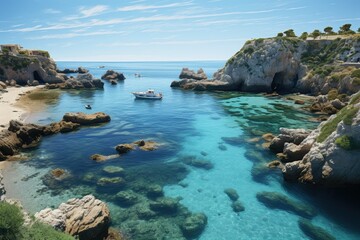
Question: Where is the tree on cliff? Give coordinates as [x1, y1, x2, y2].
[324, 26, 335, 35]
[299, 32, 308, 40]
[310, 30, 321, 39]
[284, 29, 296, 37]
[358, 27, 360, 33]
[339, 24, 355, 34]
[277, 32, 284, 37]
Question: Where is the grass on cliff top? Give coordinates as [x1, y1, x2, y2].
[317, 105, 359, 142]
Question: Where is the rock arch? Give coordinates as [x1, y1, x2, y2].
[33, 70, 44, 84]
[271, 71, 298, 92]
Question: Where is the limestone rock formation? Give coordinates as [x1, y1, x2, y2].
[0, 53, 64, 85]
[269, 128, 311, 153]
[101, 70, 125, 81]
[181, 213, 207, 238]
[179, 68, 207, 80]
[35, 195, 110, 240]
[283, 92, 360, 185]
[63, 112, 111, 125]
[172, 37, 360, 93]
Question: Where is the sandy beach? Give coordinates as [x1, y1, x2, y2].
[0, 86, 41, 130]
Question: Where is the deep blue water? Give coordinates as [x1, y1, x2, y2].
[3, 61, 360, 239]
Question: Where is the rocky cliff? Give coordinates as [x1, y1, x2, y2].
[0, 53, 65, 85]
[273, 92, 360, 185]
[172, 36, 360, 94]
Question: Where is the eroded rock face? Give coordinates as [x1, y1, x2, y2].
[283, 96, 360, 185]
[0, 54, 64, 85]
[35, 195, 110, 240]
[269, 128, 311, 153]
[101, 70, 125, 81]
[63, 112, 111, 125]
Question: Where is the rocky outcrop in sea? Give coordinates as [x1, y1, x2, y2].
[0, 112, 111, 160]
[35, 195, 110, 240]
[46, 73, 104, 89]
[101, 70, 125, 82]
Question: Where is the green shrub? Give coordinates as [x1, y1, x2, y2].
[21, 222, 74, 240]
[327, 89, 339, 100]
[353, 77, 360, 86]
[317, 106, 359, 142]
[243, 47, 254, 55]
[350, 91, 360, 104]
[351, 69, 360, 78]
[0, 201, 24, 240]
[335, 135, 353, 150]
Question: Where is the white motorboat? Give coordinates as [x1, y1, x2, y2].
[132, 89, 163, 100]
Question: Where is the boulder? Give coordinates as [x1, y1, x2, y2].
[181, 213, 207, 238]
[224, 188, 239, 201]
[78, 67, 88, 74]
[63, 112, 111, 125]
[256, 191, 316, 219]
[298, 218, 336, 240]
[97, 177, 125, 187]
[102, 166, 124, 174]
[179, 68, 207, 80]
[269, 128, 311, 153]
[44, 121, 80, 135]
[133, 140, 158, 151]
[0, 81, 7, 89]
[35, 195, 110, 240]
[115, 144, 134, 154]
[282, 142, 312, 162]
[181, 156, 213, 170]
[146, 184, 164, 198]
[115, 190, 138, 206]
[101, 70, 125, 81]
[149, 197, 179, 214]
[231, 200, 245, 213]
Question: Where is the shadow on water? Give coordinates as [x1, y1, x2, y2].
[283, 182, 360, 233]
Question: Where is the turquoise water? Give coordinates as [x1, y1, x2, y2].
[2, 61, 360, 239]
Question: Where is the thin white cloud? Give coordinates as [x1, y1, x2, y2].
[1, 6, 307, 33]
[65, 5, 108, 20]
[44, 8, 61, 14]
[117, 2, 193, 12]
[98, 38, 247, 47]
[29, 30, 124, 40]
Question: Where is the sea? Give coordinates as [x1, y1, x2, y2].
[2, 61, 360, 239]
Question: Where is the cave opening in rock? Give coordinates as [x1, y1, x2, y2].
[271, 71, 286, 92]
[33, 71, 45, 84]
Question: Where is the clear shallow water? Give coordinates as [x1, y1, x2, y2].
[2, 61, 360, 239]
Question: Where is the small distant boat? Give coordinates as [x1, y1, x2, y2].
[98, 66, 105, 68]
[85, 104, 92, 109]
[132, 89, 163, 100]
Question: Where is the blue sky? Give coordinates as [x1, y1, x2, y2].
[1, 0, 359, 61]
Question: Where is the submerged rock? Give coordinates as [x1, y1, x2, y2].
[231, 200, 245, 213]
[224, 188, 239, 201]
[146, 184, 164, 198]
[298, 218, 336, 240]
[181, 156, 213, 170]
[116, 190, 138, 206]
[103, 166, 124, 174]
[134, 140, 158, 151]
[181, 213, 207, 238]
[149, 197, 179, 214]
[35, 195, 110, 240]
[256, 191, 316, 219]
[63, 112, 111, 125]
[97, 177, 125, 186]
